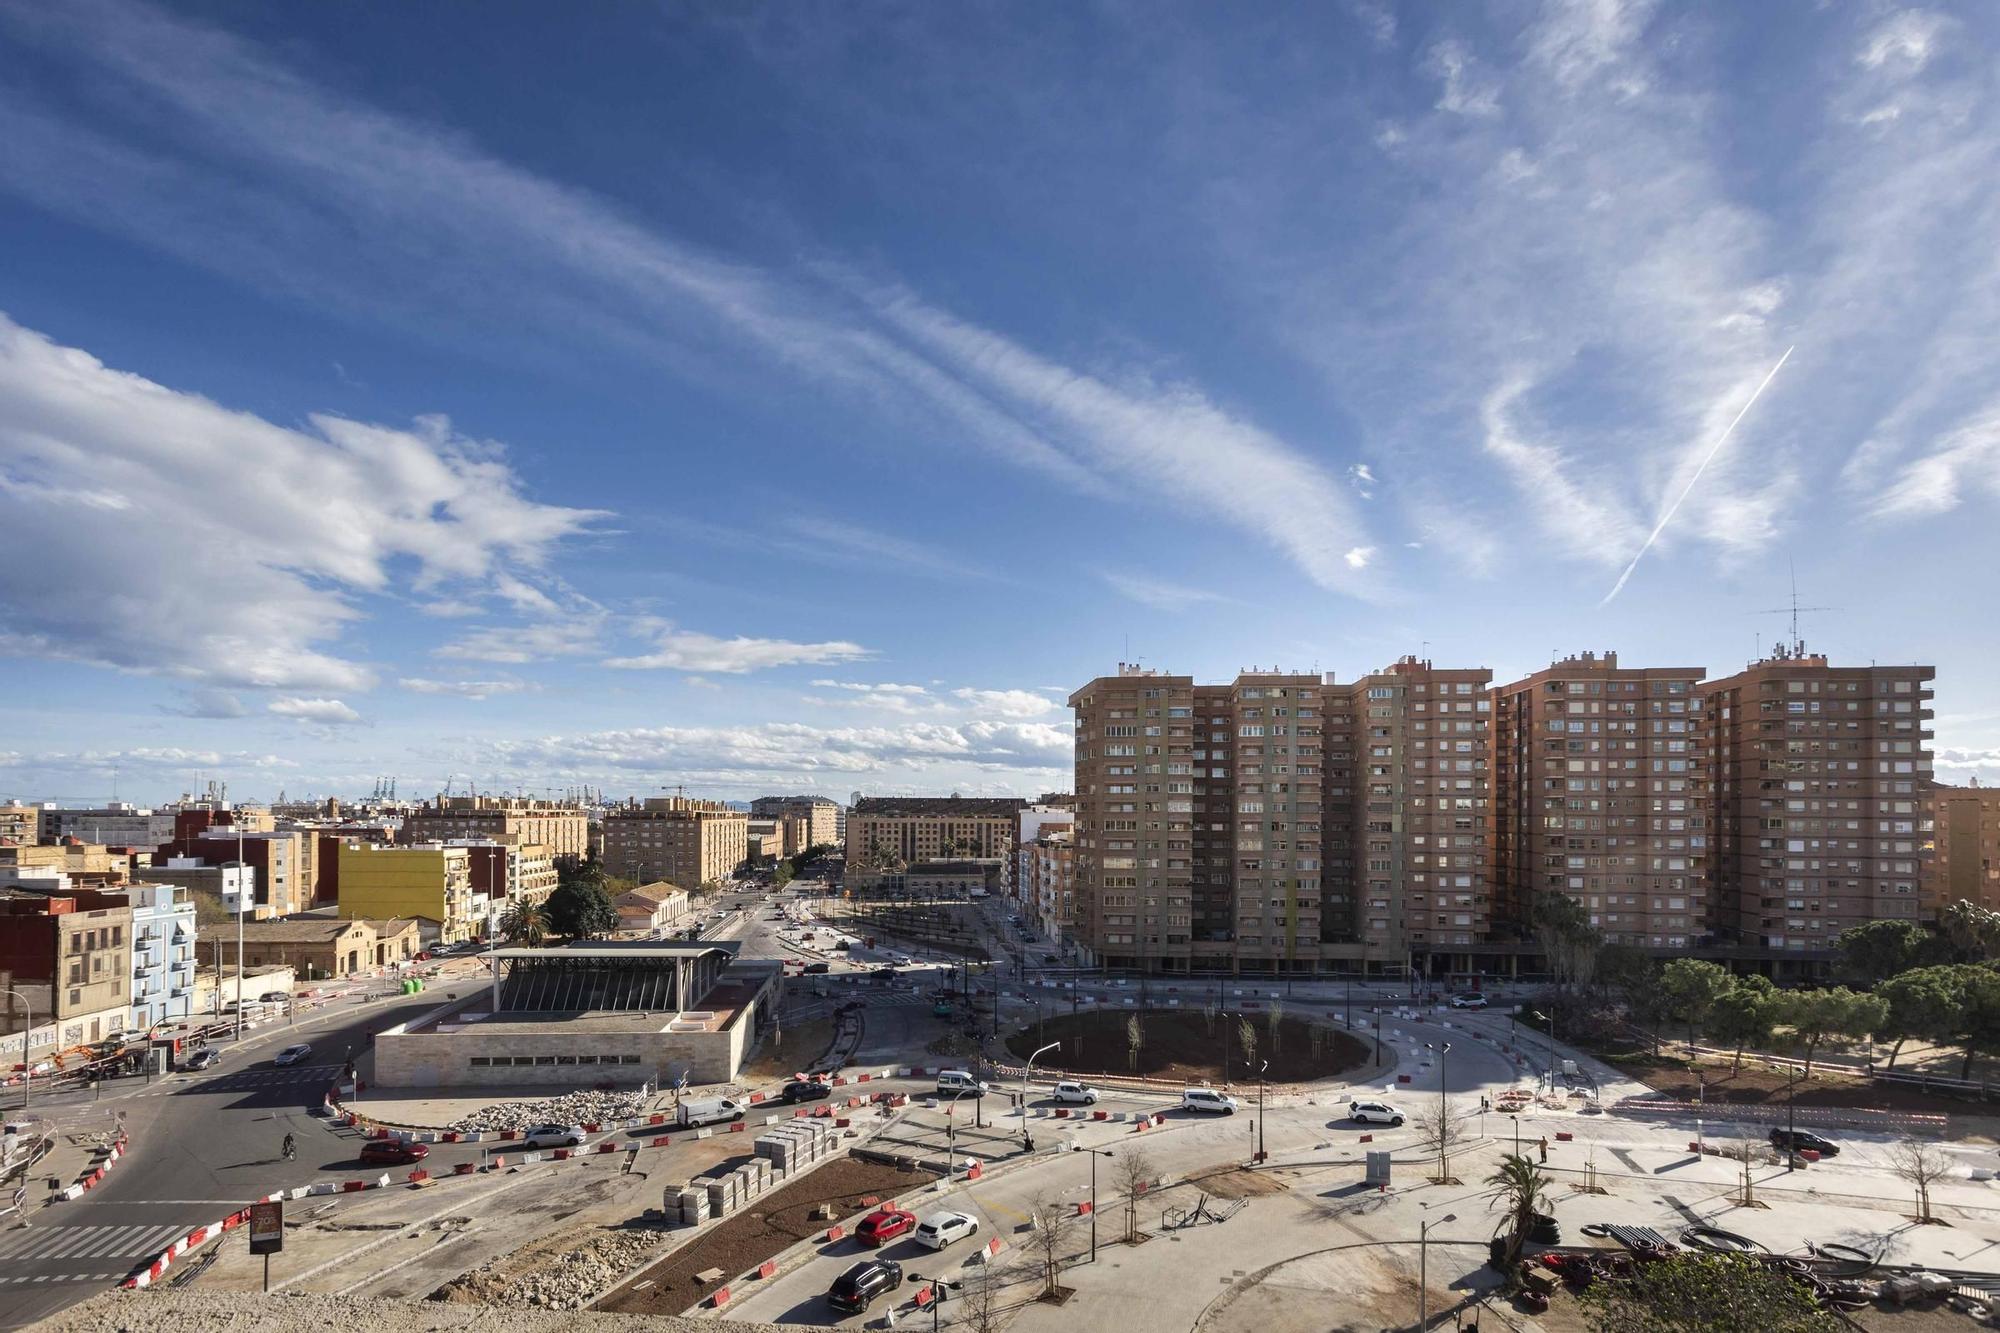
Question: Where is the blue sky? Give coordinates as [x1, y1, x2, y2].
[2, 0, 1998, 806]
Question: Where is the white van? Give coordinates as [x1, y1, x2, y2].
[676, 1096, 745, 1128]
[935, 1070, 989, 1098]
[1180, 1087, 1240, 1114]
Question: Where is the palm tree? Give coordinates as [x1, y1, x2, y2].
[1486, 1153, 1551, 1275]
[499, 899, 549, 948]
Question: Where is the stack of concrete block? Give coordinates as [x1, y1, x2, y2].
[753, 1119, 833, 1179]
[670, 1185, 711, 1226]
[704, 1172, 742, 1216]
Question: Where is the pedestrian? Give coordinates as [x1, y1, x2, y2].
[1538, 1136, 1549, 1163]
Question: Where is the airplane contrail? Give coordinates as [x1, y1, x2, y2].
[1599, 344, 1795, 606]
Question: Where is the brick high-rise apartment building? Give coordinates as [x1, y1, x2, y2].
[1072, 666, 1329, 973]
[1929, 781, 2000, 912]
[748, 796, 841, 851]
[1492, 652, 1709, 949]
[1346, 657, 1494, 958]
[844, 797, 1027, 888]
[1700, 647, 1934, 960]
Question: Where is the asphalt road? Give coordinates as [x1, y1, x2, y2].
[0, 976, 494, 1331]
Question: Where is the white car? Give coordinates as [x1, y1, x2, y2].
[1050, 1081, 1099, 1105]
[1349, 1100, 1406, 1126]
[1449, 993, 1488, 1009]
[891, 955, 915, 967]
[521, 1123, 587, 1148]
[935, 1071, 989, 1097]
[1180, 1088, 1239, 1114]
[913, 1210, 979, 1250]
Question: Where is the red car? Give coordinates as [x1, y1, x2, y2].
[359, 1139, 430, 1166]
[857, 1208, 916, 1247]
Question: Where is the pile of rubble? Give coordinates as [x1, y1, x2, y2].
[448, 1089, 651, 1134]
[485, 1227, 673, 1310]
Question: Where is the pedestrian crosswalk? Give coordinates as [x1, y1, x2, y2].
[0, 1222, 191, 1267]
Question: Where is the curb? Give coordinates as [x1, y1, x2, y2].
[54, 1134, 128, 1202]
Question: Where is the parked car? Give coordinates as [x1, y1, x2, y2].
[360, 1139, 429, 1165]
[182, 1046, 220, 1071]
[778, 1079, 831, 1104]
[520, 1123, 586, 1148]
[1050, 1081, 1099, 1105]
[914, 1210, 979, 1250]
[1181, 1087, 1240, 1114]
[1770, 1128, 1840, 1157]
[1349, 1100, 1406, 1126]
[272, 1044, 313, 1067]
[827, 1258, 903, 1313]
[1448, 993, 1488, 1009]
[857, 1207, 917, 1247]
[935, 1070, 988, 1098]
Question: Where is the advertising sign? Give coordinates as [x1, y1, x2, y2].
[247, 1200, 283, 1255]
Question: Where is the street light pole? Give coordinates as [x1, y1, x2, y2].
[1786, 1065, 1798, 1171]
[1023, 1041, 1059, 1151]
[1417, 1208, 1456, 1331]
[1256, 1059, 1268, 1164]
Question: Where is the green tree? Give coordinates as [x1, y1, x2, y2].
[1598, 944, 1665, 1050]
[1939, 900, 2000, 962]
[1955, 965, 2000, 1079]
[1834, 918, 1942, 986]
[1533, 892, 1603, 990]
[1578, 1251, 1841, 1332]
[1708, 975, 1778, 1073]
[1779, 987, 1882, 1077]
[1876, 965, 1967, 1069]
[772, 861, 794, 888]
[498, 899, 549, 947]
[1660, 959, 1734, 1049]
[544, 879, 617, 939]
[1485, 1153, 1551, 1274]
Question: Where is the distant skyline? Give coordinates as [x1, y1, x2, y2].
[2, 0, 1997, 805]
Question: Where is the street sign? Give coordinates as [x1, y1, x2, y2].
[247, 1200, 283, 1255]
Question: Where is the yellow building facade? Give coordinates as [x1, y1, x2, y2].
[336, 844, 478, 944]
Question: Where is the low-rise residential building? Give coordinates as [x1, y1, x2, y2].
[746, 815, 809, 863]
[0, 801, 44, 844]
[465, 842, 560, 934]
[235, 917, 418, 980]
[602, 798, 747, 889]
[127, 883, 197, 1030]
[614, 881, 691, 934]
[336, 844, 480, 945]
[748, 795, 841, 850]
[401, 796, 590, 865]
[140, 858, 257, 918]
[156, 813, 305, 918]
[0, 839, 142, 889]
[0, 887, 135, 1054]
[1021, 828, 1076, 951]
[903, 858, 1006, 897]
[42, 804, 179, 850]
[845, 797, 1027, 890]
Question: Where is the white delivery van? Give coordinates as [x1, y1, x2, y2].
[676, 1096, 745, 1128]
[935, 1070, 989, 1097]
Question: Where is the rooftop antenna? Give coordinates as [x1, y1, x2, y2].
[1750, 562, 1834, 658]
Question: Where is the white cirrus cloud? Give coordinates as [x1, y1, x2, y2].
[0, 314, 602, 692]
[606, 627, 873, 674]
[1857, 9, 1951, 71]
[1100, 571, 1227, 612]
[0, 1, 1376, 599]
[268, 697, 363, 726]
[398, 677, 533, 701]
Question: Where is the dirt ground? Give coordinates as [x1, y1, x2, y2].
[744, 1016, 840, 1079]
[1600, 1044, 1987, 1116]
[593, 1154, 940, 1317]
[1005, 1008, 1368, 1083]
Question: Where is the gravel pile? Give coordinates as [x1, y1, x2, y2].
[500, 1228, 673, 1309]
[25, 1290, 790, 1333]
[447, 1090, 651, 1133]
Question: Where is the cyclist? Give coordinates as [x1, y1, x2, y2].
[281, 1133, 296, 1162]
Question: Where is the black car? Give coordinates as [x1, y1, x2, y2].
[803, 962, 832, 974]
[828, 1258, 902, 1313]
[1770, 1128, 1839, 1156]
[779, 1079, 832, 1104]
